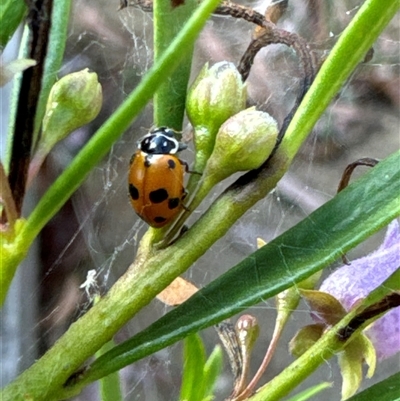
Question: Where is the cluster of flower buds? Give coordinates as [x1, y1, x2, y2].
[186, 61, 278, 185]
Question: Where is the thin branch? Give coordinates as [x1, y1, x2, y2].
[337, 157, 379, 263]
[0, 163, 18, 228]
[7, 0, 53, 215]
[337, 157, 379, 193]
[338, 290, 400, 341]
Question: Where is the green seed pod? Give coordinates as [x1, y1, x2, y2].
[39, 68, 102, 154]
[186, 61, 246, 171]
[204, 107, 278, 183]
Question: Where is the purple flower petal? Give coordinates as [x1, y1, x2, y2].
[366, 308, 400, 360]
[319, 219, 400, 360]
[320, 219, 400, 310]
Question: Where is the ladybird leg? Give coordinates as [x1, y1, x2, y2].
[179, 159, 201, 175]
[166, 224, 190, 246]
[181, 188, 190, 211]
[180, 225, 189, 235]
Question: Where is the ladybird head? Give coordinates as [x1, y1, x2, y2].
[138, 127, 187, 155]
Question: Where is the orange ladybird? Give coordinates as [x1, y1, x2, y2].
[128, 127, 187, 228]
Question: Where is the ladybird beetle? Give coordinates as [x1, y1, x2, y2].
[128, 127, 188, 228]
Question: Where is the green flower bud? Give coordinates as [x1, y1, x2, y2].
[40, 69, 102, 152]
[236, 314, 260, 355]
[186, 61, 247, 171]
[204, 107, 278, 183]
[28, 69, 102, 186]
[233, 314, 259, 394]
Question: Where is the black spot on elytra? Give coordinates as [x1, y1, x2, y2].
[129, 184, 139, 200]
[168, 197, 180, 210]
[149, 188, 169, 203]
[129, 153, 136, 165]
[154, 216, 167, 224]
[167, 159, 176, 169]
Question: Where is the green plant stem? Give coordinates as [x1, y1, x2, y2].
[146, 0, 200, 245]
[0, 0, 221, 307]
[153, 0, 197, 129]
[0, 163, 18, 229]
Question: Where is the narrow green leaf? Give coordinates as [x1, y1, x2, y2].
[286, 382, 332, 401]
[86, 151, 400, 380]
[96, 340, 123, 401]
[0, 0, 27, 49]
[203, 345, 223, 398]
[180, 334, 206, 401]
[346, 372, 400, 401]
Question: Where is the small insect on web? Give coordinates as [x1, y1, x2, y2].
[80, 269, 100, 299]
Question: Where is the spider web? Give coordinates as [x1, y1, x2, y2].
[1, 0, 399, 400]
